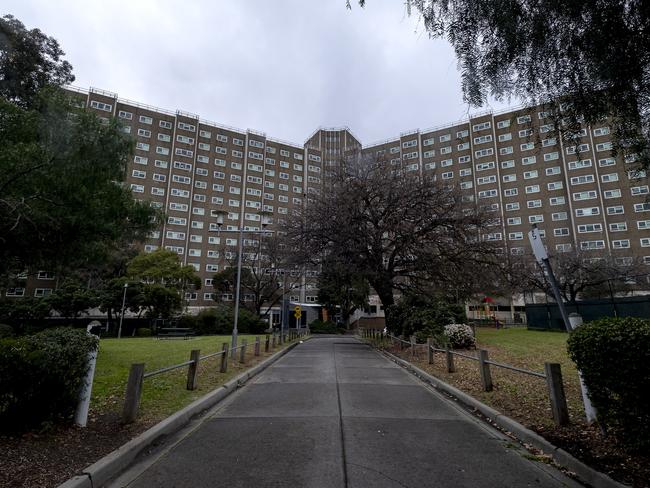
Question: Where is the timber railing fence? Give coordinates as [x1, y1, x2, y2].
[122, 329, 309, 423]
[357, 328, 569, 426]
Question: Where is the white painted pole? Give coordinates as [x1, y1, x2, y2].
[117, 283, 128, 339]
[568, 313, 598, 423]
[74, 323, 100, 427]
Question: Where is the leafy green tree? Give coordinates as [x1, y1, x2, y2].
[97, 278, 145, 327]
[389, 293, 467, 338]
[45, 279, 99, 318]
[0, 15, 74, 109]
[126, 250, 201, 319]
[0, 15, 160, 281]
[317, 259, 369, 326]
[353, 1, 650, 168]
[0, 297, 52, 331]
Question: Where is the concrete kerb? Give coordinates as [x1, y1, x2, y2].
[58, 338, 308, 488]
[374, 346, 629, 488]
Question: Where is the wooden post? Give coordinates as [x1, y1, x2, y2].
[545, 362, 570, 426]
[445, 347, 455, 373]
[427, 338, 434, 365]
[239, 340, 247, 363]
[220, 342, 228, 373]
[410, 335, 416, 358]
[122, 363, 145, 423]
[186, 349, 200, 390]
[254, 336, 260, 356]
[272, 334, 276, 349]
[265, 334, 270, 352]
[478, 349, 493, 392]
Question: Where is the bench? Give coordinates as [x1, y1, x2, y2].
[156, 327, 196, 339]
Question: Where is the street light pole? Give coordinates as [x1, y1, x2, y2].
[230, 211, 272, 353]
[117, 282, 128, 339]
[231, 224, 245, 352]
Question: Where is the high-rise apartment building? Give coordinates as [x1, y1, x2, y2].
[6, 86, 650, 310]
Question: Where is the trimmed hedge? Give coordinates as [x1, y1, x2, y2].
[309, 320, 345, 334]
[567, 317, 650, 451]
[0, 327, 98, 432]
[181, 306, 267, 335]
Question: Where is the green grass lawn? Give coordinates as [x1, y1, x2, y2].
[91, 334, 287, 421]
[475, 327, 575, 372]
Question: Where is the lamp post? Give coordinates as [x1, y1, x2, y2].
[117, 282, 128, 339]
[213, 210, 272, 353]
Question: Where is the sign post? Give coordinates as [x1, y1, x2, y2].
[294, 305, 302, 327]
[527, 225, 597, 423]
[527, 225, 571, 332]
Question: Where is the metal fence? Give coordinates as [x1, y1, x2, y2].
[526, 295, 650, 330]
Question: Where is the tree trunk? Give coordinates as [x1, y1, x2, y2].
[372, 280, 395, 331]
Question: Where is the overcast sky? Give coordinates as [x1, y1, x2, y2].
[5, 1, 515, 146]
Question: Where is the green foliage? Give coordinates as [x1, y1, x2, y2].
[355, 1, 650, 169]
[317, 258, 369, 324]
[444, 324, 476, 349]
[190, 307, 230, 335]
[0, 324, 14, 338]
[0, 88, 160, 279]
[0, 15, 159, 280]
[180, 306, 266, 335]
[238, 308, 267, 334]
[389, 294, 467, 338]
[126, 250, 201, 319]
[567, 317, 650, 451]
[0, 15, 74, 109]
[136, 327, 152, 337]
[128, 250, 201, 289]
[0, 327, 98, 432]
[0, 297, 51, 328]
[309, 319, 344, 334]
[45, 279, 99, 318]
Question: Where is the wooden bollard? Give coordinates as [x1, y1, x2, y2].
[545, 362, 569, 426]
[265, 334, 270, 352]
[410, 335, 416, 358]
[445, 347, 455, 373]
[427, 338, 434, 365]
[272, 334, 276, 349]
[186, 349, 200, 390]
[239, 340, 247, 363]
[122, 363, 145, 423]
[254, 336, 260, 356]
[478, 349, 493, 392]
[220, 342, 228, 373]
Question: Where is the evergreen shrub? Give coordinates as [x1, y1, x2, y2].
[567, 317, 650, 451]
[0, 327, 98, 432]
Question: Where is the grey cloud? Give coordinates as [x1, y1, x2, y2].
[4, 0, 514, 145]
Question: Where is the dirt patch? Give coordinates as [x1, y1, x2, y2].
[0, 412, 154, 488]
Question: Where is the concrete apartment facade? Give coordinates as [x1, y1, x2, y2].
[6, 86, 650, 318]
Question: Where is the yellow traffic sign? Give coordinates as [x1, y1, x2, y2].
[294, 305, 302, 320]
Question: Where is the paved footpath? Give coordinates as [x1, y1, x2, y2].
[112, 337, 581, 488]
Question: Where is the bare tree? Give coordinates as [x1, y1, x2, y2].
[514, 251, 650, 304]
[288, 154, 502, 330]
[213, 232, 304, 319]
